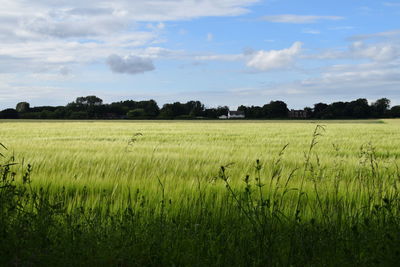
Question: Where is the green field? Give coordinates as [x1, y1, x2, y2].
[1, 119, 400, 266]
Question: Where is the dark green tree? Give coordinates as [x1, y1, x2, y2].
[75, 96, 103, 106]
[186, 101, 205, 117]
[313, 103, 329, 118]
[263, 101, 288, 118]
[347, 98, 371, 118]
[15, 102, 30, 113]
[372, 98, 390, 117]
[390, 105, 400, 118]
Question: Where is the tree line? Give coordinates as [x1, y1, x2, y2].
[0, 96, 399, 119]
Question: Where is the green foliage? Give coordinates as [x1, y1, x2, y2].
[127, 108, 146, 119]
[373, 98, 391, 117]
[69, 111, 89, 119]
[15, 102, 30, 113]
[74, 95, 103, 106]
[263, 100, 289, 118]
[1, 121, 400, 265]
[391, 105, 400, 117]
[1, 96, 397, 120]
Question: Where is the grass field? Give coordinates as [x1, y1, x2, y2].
[1, 119, 400, 266]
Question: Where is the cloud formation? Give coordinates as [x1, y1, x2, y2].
[0, 0, 399, 109]
[349, 29, 400, 41]
[107, 55, 155, 75]
[194, 42, 303, 71]
[307, 40, 400, 63]
[0, 0, 259, 74]
[261, 14, 343, 24]
[246, 42, 302, 71]
[349, 42, 400, 62]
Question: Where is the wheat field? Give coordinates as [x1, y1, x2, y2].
[1, 119, 400, 266]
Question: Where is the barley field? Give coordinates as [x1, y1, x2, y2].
[1, 119, 400, 266]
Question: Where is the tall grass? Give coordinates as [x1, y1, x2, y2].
[1, 121, 400, 265]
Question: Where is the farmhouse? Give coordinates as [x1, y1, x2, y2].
[228, 111, 245, 119]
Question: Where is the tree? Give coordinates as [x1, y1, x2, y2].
[390, 106, 400, 118]
[186, 101, 205, 117]
[216, 106, 229, 117]
[204, 108, 217, 118]
[75, 96, 103, 106]
[16, 102, 30, 113]
[263, 101, 288, 118]
[238, 105, 264, 119]
[159, 104, 175, 118]
[348, 98, 371, 118]
[249, 106, 264, 118]
[159, 102, 187, 118]
[372, 98, 390, 117]
[313, 103, 329, 118]
[142, 100, 160, 117]
[329, 102, 346, 118]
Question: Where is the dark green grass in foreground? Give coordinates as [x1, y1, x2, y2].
[1, 127, 400, 266]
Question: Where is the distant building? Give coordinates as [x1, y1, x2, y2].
[228, 111, 245, 119]
[289, 109, 308, 119]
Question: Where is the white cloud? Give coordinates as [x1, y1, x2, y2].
[23, 14, 128, 38]
[246, 42, 303, 71]
[207, 33, 214, 42]
[307, 40, 400, 63]
[261, 14, 343, 24]
[214, 61, 400, 109]
[294, 62, 400, 99]
[1, 0, 259, 24]
[0, 0, 259, 75]
[350, 29, 400, 41]
[193, 42, 303, 71]
[107, 55, 155, 75]
[349, 41, 399, 62]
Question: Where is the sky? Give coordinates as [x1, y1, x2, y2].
[0, 0, 400, 110]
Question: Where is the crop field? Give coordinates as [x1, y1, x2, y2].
[1, 119, 400, 266]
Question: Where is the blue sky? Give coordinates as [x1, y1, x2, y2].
[0, 0, 400, 109]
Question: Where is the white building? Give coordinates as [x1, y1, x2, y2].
[228, 111, 245, 119]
